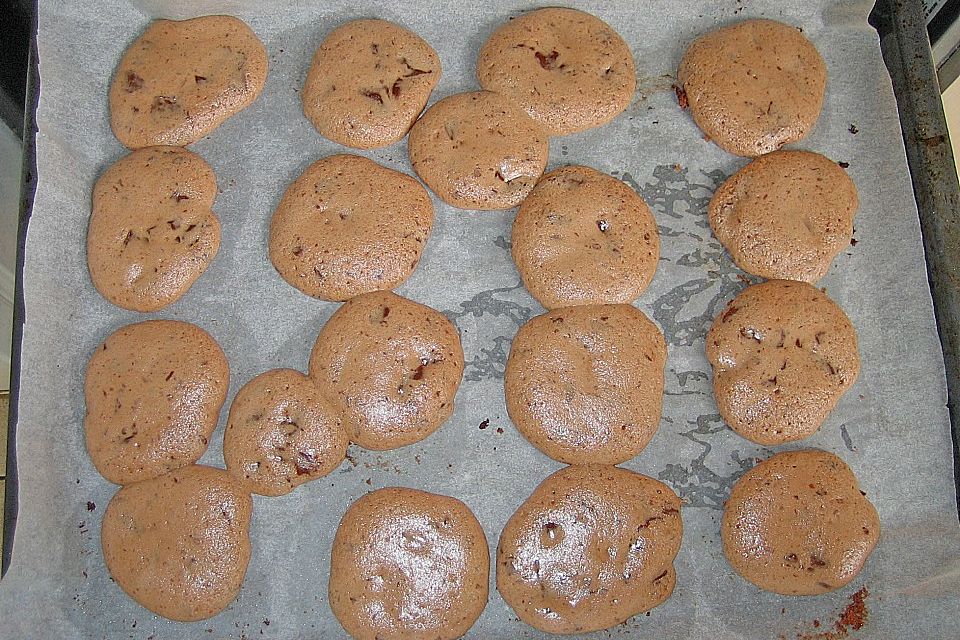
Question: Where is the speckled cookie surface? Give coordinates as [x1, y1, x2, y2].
[504, 304, 666, 464]
[512, 166, 659, 309]
[709, 151, 858, 282]
[223, 369, 348, 497]
[477, 7, 636, 135]
[303, 19, 441, 149]
[269, 154, 434, 301]
[706, 280, 859, 445]
[329, 487, 489, 640]
[407, 90, 549, 210]
[722, 449, 880, 595]
[497, 464, 682, 634]
[88, 146, 220, 312]
[308, 291, 464, 450]
[677, 19, 826, 157]
[101, 465, 252, 621]
[84, 320, 229, 485]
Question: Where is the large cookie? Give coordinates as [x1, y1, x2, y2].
[109, 15, 268, 148]
[477, 7, 636, 135]
[504, 304, 666, 464]
[88, 146, 220, 312]
[303, 19, 441, 149]
[706, 280, 859, 445]
[268, 154, 433, 301]
[512, 165, 659, 309]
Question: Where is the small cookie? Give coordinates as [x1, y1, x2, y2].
[223, 369, 349, 497]
[408, 90, 549, 210]
[505, 304, 666, 464]
[84, 320, 229, 484]
[109, 15, 268, 148]
[677, 19, 826, 157]
[722, 449, 880, 595]
[88, 146, 220, 312]
[706, 280, 859, 445]
[303, 19, 441, 149]
[269, 154, 433, 301]
[512, 166, 659, 309]
[497, 464, 682, 634]
[101, 465, 252, 621]
[477, 8, 636, 135]
[308, 291, 464, 450]
[709, 150, 859, 283]
[329, 487, 489, 640]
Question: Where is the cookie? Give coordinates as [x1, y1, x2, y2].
[101, 465, 252, 621]
[477, 8, 636, 135]
[504, 304, 666, 464]
[109, 15, 268, 148]
[512, 166, 659, 309]
[722, 449, 880, 595]
[303, 19, 441, 149]
[677, 19, 826, 157]
[709, 150, 859, 283]
[269, 154, 433, 301]
[497, 464, 682, 634]
[88, 146, 220, 312]
[329, 487, 489, 640]
[407, 90, 549, 210]
[308, 291, 464, 450]
[84, 320, 229, 485]
[706, 280, 859, 445]
[223, 369, 349, 497]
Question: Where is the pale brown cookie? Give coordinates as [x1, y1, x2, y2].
[512, 166, 659, 309]
[308, 291, 464, 450]
[677, 19, 826, 157]
[88, 146, 220, 312]
[722, 449, 880, 595]
[109, 15, 268, 148]
[407, 90, 549, 210]
[268, 154, 433, 301]
[223, 369, 348, 497]
[497, 464, 682, 634]
[477, 7, 636, 135]
[706, 280, 859, 445]
[84, 320, 229, 485]
[329, 487, 489, 640]
[101, 465, 252, 621]
[505, 304, 666, 464]
[303, 19, 441, 149]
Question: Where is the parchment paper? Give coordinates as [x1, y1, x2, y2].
[2, 0, 958, 637]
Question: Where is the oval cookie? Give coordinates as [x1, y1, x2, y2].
[497, 464, 682, 634]
[84, 320, 229, 484]
[505, 304, 666, 464]
[706, 280, 860, 445]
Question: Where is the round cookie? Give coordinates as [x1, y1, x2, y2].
[88, 146, 220, 312]
[329, 487, 489, 640]
[223, 369, 349, 497]
[477, 7, 636, 135]
[303, 19, 441, 149]
[677, 19, 827, 157]
[722, 449, 880, 595]
[407, 90, 549, 210]
[706, 280, 860, 445]
[505, 304, 666, 464]
[109, 15, 268, 148]
[84, 320, 229, 485]
[268, 154, 433, 301]
[710, 151, 858, 283]
[497, 464, 682, 634]
[308, 291, 464, 450]
[512, 165, 659, 309]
